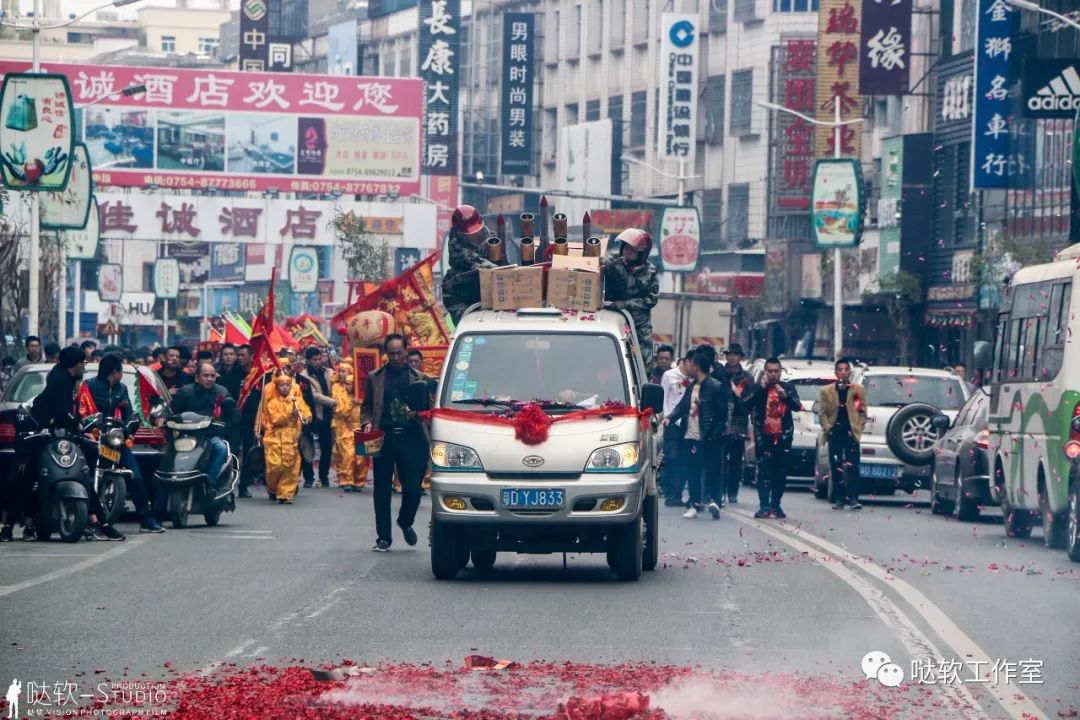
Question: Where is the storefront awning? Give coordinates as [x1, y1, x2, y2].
[924, 310, 975, 328]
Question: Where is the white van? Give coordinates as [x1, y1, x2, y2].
[975, 244, 1080, 561]
[410, 306, 664, 580]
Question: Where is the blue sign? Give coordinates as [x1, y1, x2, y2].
[210, 242, 245, 282]
[395, 247, 422, 275]
[500, 13, 535, 175]
[210, 287, 239, 316]
[971, 0, 1019, 189]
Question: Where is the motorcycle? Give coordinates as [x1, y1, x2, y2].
[153, 402, 239, 529]
[91, 416, 140, 526]
[15, 409, 101, 543]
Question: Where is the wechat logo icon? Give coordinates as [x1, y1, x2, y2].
[862, 651, 905, 688]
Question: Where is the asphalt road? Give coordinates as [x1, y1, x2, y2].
[1, 482, 1077, 719]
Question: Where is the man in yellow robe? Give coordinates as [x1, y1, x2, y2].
[263, 373, 311, 504]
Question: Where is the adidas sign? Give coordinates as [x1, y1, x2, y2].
[1026, 65, 1080, 115]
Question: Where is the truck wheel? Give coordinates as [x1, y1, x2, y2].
[430, 519, 461, 580]
[609, 515, 643, 582]
[1066, 483, 1080, 563]
[170, 488, 189, 529]
[885, 403, 945, 467]
[471, 549, 496, 571]
[643, 494, 659, 571]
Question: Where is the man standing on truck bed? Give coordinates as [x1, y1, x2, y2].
[603, 228, 660, 367]
[441, 205, 511, 324]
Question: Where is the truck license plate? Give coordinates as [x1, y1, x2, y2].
[501, 488, 565, 510]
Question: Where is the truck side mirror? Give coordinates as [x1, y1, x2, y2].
[406, 381, 431, 413]
[640, 383, 663, 416]
[973, 341, 992, 371]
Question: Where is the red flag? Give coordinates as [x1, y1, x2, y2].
[223, 314, 249, 344]
[238, 270, 282, 411]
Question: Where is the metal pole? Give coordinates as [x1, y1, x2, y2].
[27, 0, 41, 337]
[73, 259, 81, 339]
[832, 101, 843, 359]
[202, 284, 209, 342]
[58, 250, 66, 342]
[162, 299, 168, 347]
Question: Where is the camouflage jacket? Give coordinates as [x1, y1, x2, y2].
[604, 259, 660, 336]
[441, 233, 507, 324]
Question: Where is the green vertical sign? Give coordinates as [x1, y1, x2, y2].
[878, 137, 903, 279]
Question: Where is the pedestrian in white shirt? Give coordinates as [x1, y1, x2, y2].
[660, 352, 694, 506]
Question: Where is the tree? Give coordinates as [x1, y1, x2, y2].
[865, 270, 922, 365]
[329, 209, 391, 283]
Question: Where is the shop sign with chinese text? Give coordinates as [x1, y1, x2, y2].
[419, 0, 461, 176]
[500, 13, 535, 175]
[153, 258, 180, 299]
[972, 0, 1019, 189]
[772, 38, 817, 214]
[0, 62, 423, 196]
[816, 0, 863, 158]
[811, 158, 864, 249]
[239, 0, 270, 71]
[0, 73, 74, 191]
[61, 194, 100, 259]
[41, 142, 92, 229]
[859, 0, 911, 95]
[658, 13, 699, 163]
[659, 207, 701, 272]
[289, 246, 319, 293]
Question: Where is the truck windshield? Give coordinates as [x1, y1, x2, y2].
[441, 333, 629, 410]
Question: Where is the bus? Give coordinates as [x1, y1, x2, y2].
[976, 243, 1080, 561]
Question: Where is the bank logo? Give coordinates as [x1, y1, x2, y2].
[1028, 65, 1080, 114]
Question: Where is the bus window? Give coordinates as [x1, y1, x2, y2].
[994, 314, 1009, 385]
[1009, 318, 1024, 380]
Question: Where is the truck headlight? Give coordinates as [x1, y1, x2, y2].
[431, 442, 482, 471]
[585, 443, 640, 472]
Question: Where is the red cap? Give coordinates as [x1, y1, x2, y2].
[615, 227, 653, 258]
[451, 204, 484, 235]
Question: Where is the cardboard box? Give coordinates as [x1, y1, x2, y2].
[490, 265, 544, 311]
[479, 266, 495, 308]
[547, 267, 603, 311]
[551, 253, 601, 272]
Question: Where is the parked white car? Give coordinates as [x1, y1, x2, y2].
[813, 366, 970, 498]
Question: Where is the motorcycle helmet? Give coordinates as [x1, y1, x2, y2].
[450, 204, 485, 236]
[615, 228, 653, 264]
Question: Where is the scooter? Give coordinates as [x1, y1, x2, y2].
[92, 416, 140, 526]
[16, 409, 101, 543]
[153, 407, 239, 529]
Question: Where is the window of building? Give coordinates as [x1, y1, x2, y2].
[565, 103, 579, 127]
[198, 37, 219, 55]
[609, 0, 625, 47]
[702, 188, 724, 251]
[733, 0, 758, 22]
[730, 69, 753, 136]
[142, 263, 154, 293]
[543, 108, 558, 161]
[772, 0, 818, 10]
[708, 0, 727, 33]
[586, 99, 600, 122]
[629, 91, 646, 147]
[633, 0, 649, 42]
[587, 0, 603, 54]
[545, 9, 560, 63]
[161, 35, 176, 53]
[609, 94, 624, 193]
[701, 75, 725, 145]
[567, 3, 582, 58]
[727, 184, 750, 242]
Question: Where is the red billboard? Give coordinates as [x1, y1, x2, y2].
[0, 62, 424, 196]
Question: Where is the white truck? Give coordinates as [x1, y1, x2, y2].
[651, 294, 734, 354]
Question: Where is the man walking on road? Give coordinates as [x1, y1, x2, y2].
[361, 335, 427, 552]
[818, 358, 867, 510]
[715, 344, 752, 504]
[298, 347, 336, 489]
[668, 351, 730, 520]
[742, 358, 801, 519]
[660, 351, 693, 506]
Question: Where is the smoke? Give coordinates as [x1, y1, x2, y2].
[650, 676, 839, 720]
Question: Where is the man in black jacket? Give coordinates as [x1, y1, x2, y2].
[667, 351, 730, 520]
[741, 357, 802, 519]
[172, 363, 235, 489]
[714, 343, 753, 504]
[297, 346, 336, 489]
[81, 354, 164, 533]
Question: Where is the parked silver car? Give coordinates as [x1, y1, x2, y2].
[813, 366, 970, 498]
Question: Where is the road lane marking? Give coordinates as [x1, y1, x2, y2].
[728, 507, 1049, 720]
[0, 552, 102, 558]
[724, 509, 985, 718]
[0, 538, 145, 598]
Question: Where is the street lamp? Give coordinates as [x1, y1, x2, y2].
[756, 100, 865, 358]
[619, 154, 700, 207]
[1004, 0, 1080, 30]
[0, 0, 143, 339]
